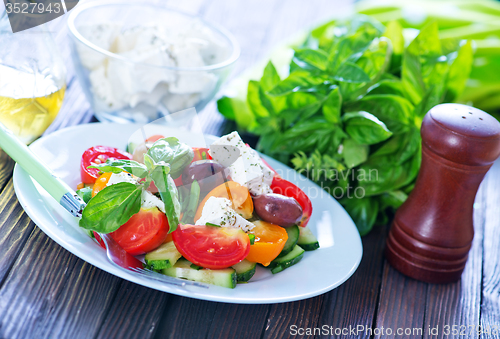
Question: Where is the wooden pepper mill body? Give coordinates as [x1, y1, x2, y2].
[385, 103, 500, 284]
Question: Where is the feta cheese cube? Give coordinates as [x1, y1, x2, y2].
[195, 197, 254, 232]
[209, 132, 273, 196]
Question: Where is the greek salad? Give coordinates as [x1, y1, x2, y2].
[76, 131, 319, 288]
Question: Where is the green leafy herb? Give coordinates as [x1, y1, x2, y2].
[79, 182, 142, 234]
[206, 222, 221, 228]
[80, 137, 193, 234]
[217, 17, 473, 235]
[147, 137, 194, 179]
[88, 159, 148, 178]
[76, 186, 93, 204]
[151, 165, 180, 233]
[181, 180, 201, 224]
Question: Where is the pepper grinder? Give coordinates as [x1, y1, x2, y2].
[385, 103, 500, 283]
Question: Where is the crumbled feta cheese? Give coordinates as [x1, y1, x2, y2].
[105, 172, 138, 186]
[209, 132, 273, 196]
[195, 197, 254, 232]
[141, 190, 166, 213]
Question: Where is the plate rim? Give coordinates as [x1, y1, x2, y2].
[13, 122, 363, 304]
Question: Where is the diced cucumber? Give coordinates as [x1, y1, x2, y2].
[297, 227, 320, 251]
[269, 245, 305, 274]
[232, 259, 257, 282]
[277, 225, 299, 258]
[163, 259, 237, 288]
[145, 241, 182, 271]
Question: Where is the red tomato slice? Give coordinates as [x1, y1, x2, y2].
[172, 224, 250, 269]
[81, 146, 132, 184]
[94, 207, 169, 255]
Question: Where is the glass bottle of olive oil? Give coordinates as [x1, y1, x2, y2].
[0, 14, 66, 144]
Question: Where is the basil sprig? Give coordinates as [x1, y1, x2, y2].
[218, 17, 473, 235]
[79, 137, 193, 234]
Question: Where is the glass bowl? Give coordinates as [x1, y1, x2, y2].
[67, 0, 240, 123]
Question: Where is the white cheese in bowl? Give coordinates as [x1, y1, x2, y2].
[76, 22, 229, 114]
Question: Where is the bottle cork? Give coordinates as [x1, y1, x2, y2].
[385, 103, 500, 283]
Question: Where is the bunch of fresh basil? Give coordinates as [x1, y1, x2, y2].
[217, 17, 473, 235]
[78, 137, 194, 234]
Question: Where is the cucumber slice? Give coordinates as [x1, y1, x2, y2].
[145, 241, 182, 271]
[297, 227, 320, 251]
[277, 225, 299, 258]
[269, 245, 305, 274]
[163, 259, 237, 288]
[232, 259, 257, 282]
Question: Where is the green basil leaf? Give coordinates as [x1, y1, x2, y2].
[88, 159, 148, 178]
[151, 166, 180, 233]
[383, 21, 404, 56]
[334, 62, 370, 83]
[79, 182, 142, 233]
[342, 138, 369, 168]
[282, 92, 324, 125]
[217, 96, 255, 129]
[343, 111, 393, 145]
[271, 117, 333, 154]
[181, 180, 201, 224]
[260, 61, 281, 92]
[345, 94, 414, 134]
[248, 80, 272, 118]
[379, 190, 408, 210]
[322, 87, 342, 124]
[371, 127, 420, 164]
[267, 71, 327, 96]
[293, 48, 329, 71]
[444, 40, 473, 103]
[340, 196, 379, 236]
[147, 137, 194, 179]
[402, 22, 448, 107]
[358, 145, 421, 196]
[76, 187, 92, 204]
[366, 79, 404, 96]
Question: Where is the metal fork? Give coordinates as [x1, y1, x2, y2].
[98, 233, 207, 288]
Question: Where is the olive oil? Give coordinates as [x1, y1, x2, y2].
[0, 66, 65, 143]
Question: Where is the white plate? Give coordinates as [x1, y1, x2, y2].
[13, 123, 362, 304]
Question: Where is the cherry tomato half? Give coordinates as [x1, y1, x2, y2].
[172, 224, 250, 269]
[81, 146, 132, 184]
[245, 220, 288, 266]
[94, 207, 169, 255]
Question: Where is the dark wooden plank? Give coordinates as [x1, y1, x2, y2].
[0, 150, 15, 191]
[95, 282, 171, 339]
[0, 225, 122, 339]
[263, 297, 323, 339]
[153, 297, 219, 339]
[480, 160, 500, 339]
[316, 222, 388, 339]
[206, 303, 270, 339]
[422, 177, 486, 339]
[373, 265, 427, 339]
[0, 180, 36, 285]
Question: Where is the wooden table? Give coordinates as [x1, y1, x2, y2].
[1, 1, 500, 338]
